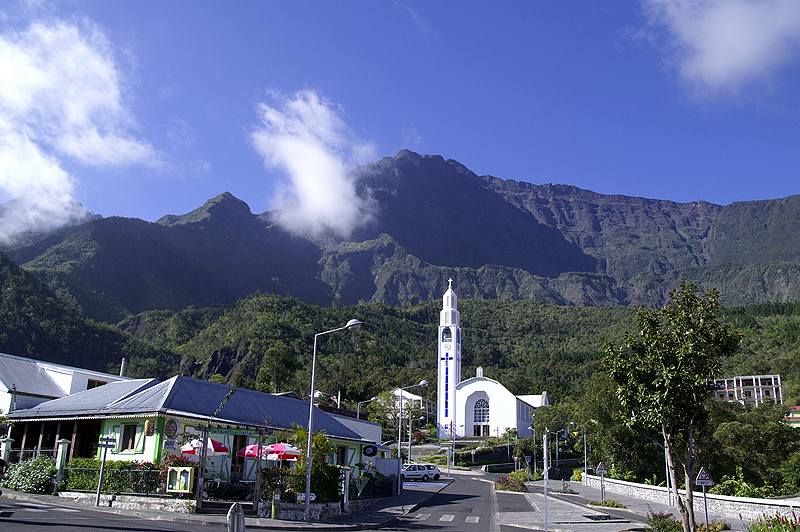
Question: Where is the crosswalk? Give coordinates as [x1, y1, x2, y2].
[413, 512, 480, 524]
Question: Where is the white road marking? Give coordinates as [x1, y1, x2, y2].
[439, 514, 455, 521]
[466, 515, 480, 523]
[415, 513, 431, 520]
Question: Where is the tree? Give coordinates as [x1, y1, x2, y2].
[603, 283, 740, 532]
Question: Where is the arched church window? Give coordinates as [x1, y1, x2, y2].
[442, 328, 452, 342]
[474, 399, 489, 423]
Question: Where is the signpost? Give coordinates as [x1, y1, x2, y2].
[543, 431, 549, 532]
[525, 455, 531, 481]
[95, 437, 115, 506]
[695, 467, 714, 529]
[596, 462, 608, 504]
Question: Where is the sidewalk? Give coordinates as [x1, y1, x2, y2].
[0, 482, 449, 530]
[505, 480, 753, 532]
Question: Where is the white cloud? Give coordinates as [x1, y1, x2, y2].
[396, 3, 438, 39]
[0, 17, 160, 243]
[250, 90, 378, 239]
[643, 0, 800, 96]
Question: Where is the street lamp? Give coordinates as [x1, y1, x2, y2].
[357, 396, 378, 419]
[570, 422, 587, 485]
[407, 412, 425, 463]
[304, 319, 363, 521]
[396, 380, 429, 462]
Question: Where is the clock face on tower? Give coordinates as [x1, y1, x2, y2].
[443, 343, 452, 351]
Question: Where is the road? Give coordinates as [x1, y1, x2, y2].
[387, 475, 495, 531]
[0, 498, 224, 532]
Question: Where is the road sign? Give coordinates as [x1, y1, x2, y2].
[696, 467, 713, 486]
[513, 455, 519, 462]
[525, 455, 531, 462]
[596, 462, 608, 476]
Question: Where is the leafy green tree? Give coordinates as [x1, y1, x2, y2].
[255, 341, 300, 393]
[706, 400, 799, 489]
[604, 283, 740, 532]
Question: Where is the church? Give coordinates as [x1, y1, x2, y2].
[436, 280, 550, 440]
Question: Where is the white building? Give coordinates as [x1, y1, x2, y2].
[0, 352, 129, 415]
[435, 280, 550, 440]
[713, 374, 783, 406]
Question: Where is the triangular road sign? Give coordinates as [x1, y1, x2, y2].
[596, 462, 608, 475]
[696, 467, 713, 486]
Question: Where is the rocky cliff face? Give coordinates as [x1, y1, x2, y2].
[7, 150, 800, 322]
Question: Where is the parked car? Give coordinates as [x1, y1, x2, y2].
[401, 463, 441, 481]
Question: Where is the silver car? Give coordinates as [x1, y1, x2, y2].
[401, 463, 441, 481]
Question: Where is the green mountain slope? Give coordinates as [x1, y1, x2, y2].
[0, 251, 178, 379]
[6, 150, 800, 324]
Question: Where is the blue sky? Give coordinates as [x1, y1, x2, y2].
[2, 0, 800, 242]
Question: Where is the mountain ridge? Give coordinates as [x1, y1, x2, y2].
[5, 149, 800, 323]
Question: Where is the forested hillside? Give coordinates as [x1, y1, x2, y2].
[4, 247, 800, 407]
[119, 292, 800, 406]
[0, 252, 178, 379]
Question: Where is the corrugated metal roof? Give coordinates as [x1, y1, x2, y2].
[7, 379, 160, 417]
[9, 375, 363, 441]
[0, 353, 67, 398]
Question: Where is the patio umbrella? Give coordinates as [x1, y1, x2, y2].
[264, 443, 302, 461]
[180, 438, 229, 456]
[236, 444, 269, 459]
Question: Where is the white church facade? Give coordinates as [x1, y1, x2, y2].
[436, 280, 550, 440]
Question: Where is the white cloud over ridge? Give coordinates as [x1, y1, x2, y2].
[643, 0, 800, 96]
[250, 90, 378, 239]
[0, 17, 159, 243]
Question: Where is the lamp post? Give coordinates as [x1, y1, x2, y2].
[357, 397, 378, 419]
[304, 319, 363, 521]
[396, 379, 428, 496]
[396, 380, 429, 463]
[570, 422, 587, 485]
[407, 412, 424, 463]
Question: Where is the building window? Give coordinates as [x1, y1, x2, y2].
[121, 424, 137, 451]
[442, 328, 452, 342]
[473, 398, 490, 437]
[87, 379, 107, 389]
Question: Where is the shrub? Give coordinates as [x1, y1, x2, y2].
[495, 475, 527, 492]
[507, 470, 528, 482]
[63, 458, 165, 494]
[588, 499, 626, 508]
[571, 468, 582, 482]
[1, 456, 56, 494]
[697, 518, 730, 531]
[747, 514, 800, 532]
[646, 509, 682, 532]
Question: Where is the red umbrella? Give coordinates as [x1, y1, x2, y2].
[236, 444, 269, 458]
[180, 438, 229, 456]
[265, 443, 302, 461]
[236, 442, 301, 460]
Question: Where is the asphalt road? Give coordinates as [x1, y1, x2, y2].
[387, 476, 494, 531]
[0, 498, 225, 532]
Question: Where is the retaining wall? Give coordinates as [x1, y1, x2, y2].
[586, 474, 800, 521]
[58, 492, 196, 513]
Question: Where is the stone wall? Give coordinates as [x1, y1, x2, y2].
[586, 475, 799, 521]
[256, 497, 381, 520]
[58, 492, 196, 514]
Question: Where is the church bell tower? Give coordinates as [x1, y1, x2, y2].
[437, 279, 462, 439]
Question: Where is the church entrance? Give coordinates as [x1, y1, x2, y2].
[473, 398, 490, 437]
